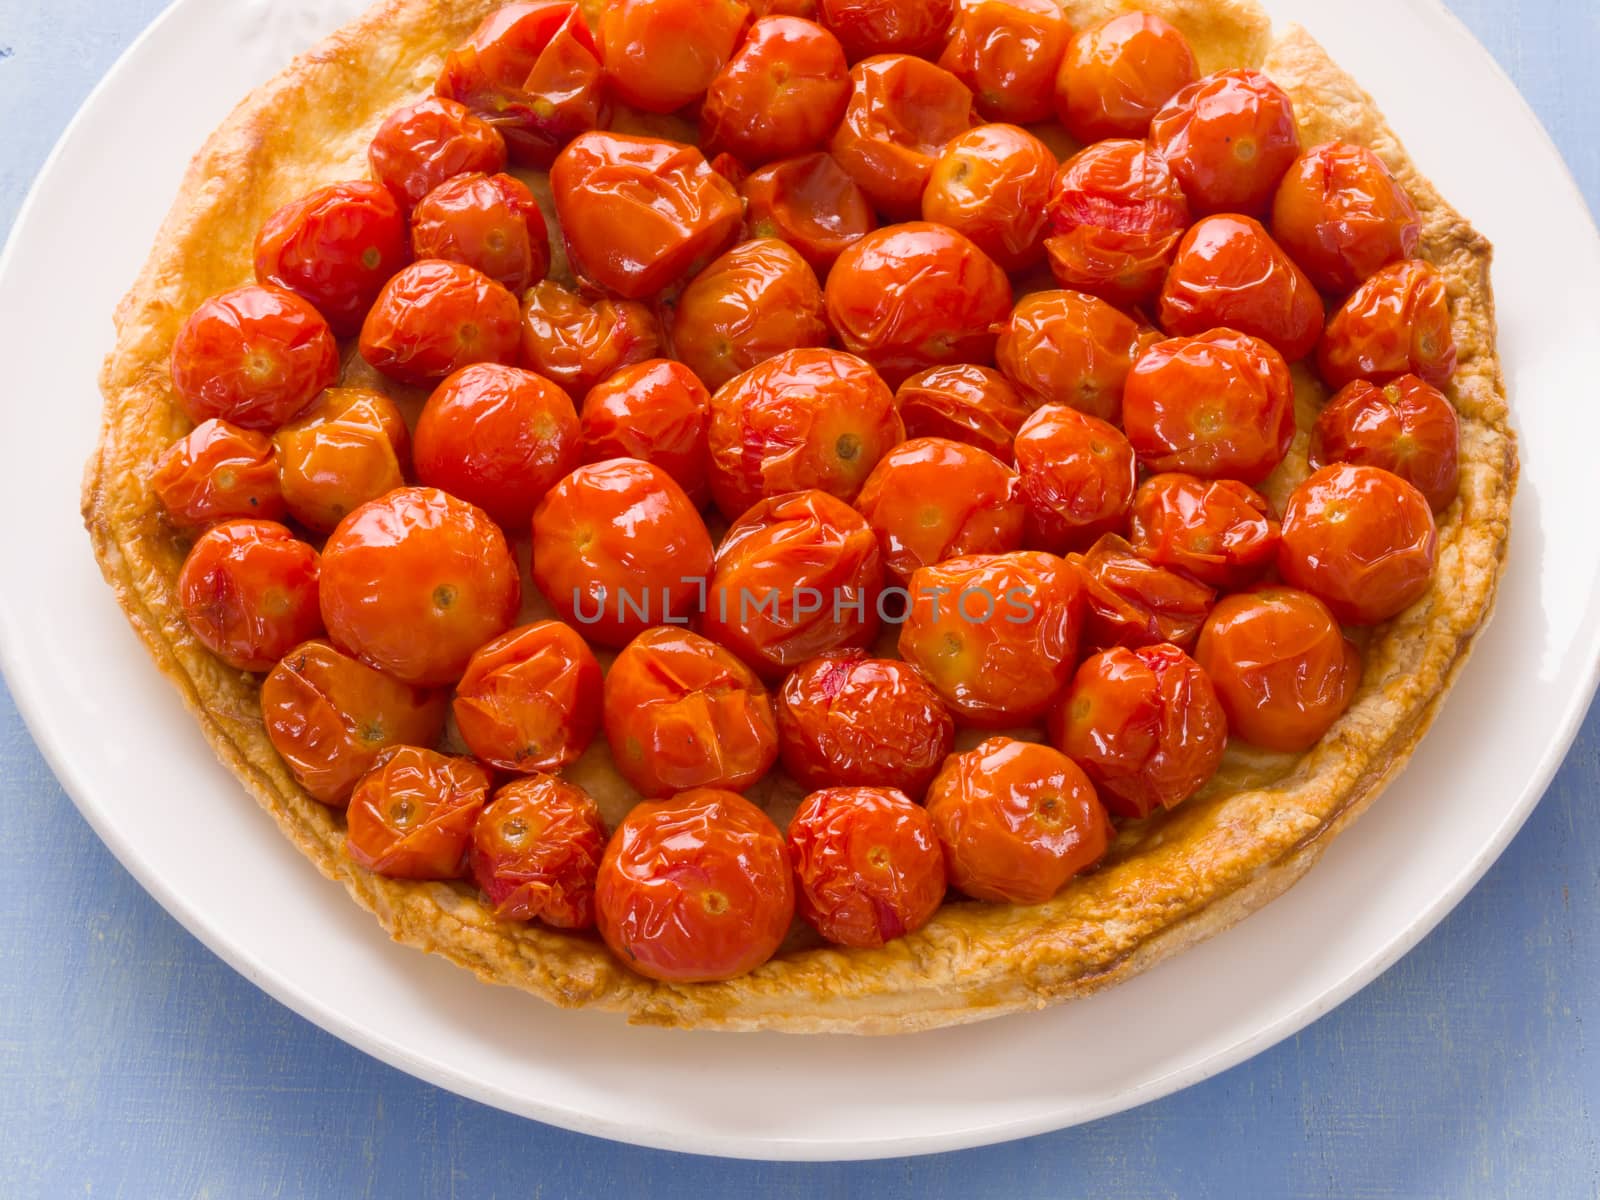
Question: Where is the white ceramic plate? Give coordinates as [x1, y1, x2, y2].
[2, 0, 1596, 1162]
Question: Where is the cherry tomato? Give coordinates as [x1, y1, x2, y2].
[320, 487, 521, 686]
[706, 347, 903, 521]
[152, 419, 285, 528]
[1050, 643, 1226, 819]
[1122, 330, 1295, 484]
[435, 1, 606, 168]
[599, 0, 751, 114]
[752, 0, 819, 14]
[273, 388, 411, 533]
[1129, 472, 1280, 590]
[603, 626, 779, 796]
[1195, 587, 1361, 752]
[409, 172, 551, 295]
[1158, 214, 1326, 363]
[254, 181, 410, 336]
[741, 152, 878, 277]
[358, 259, 522, 386]
[1318, 259, 1458, 391]
[520, 280, 664, 396]
[701, 17, 850, 165]
[1271, 142, 1422, 295]
[413, 362, 580, 527]
[579, 359, 712, 505]
[345, 746, 490, 879]
[1069, 533, 1216, 653]
[452, 621, 603, 772]
[938, 0, 1069, 125]
[895, 364, 1030, 462]
[829, 54, 975, 220]
[925, 737, 1110, 904]
[261, 639, 448, 806]
[1013, 404, 1136, 554]
[1309, 375, 1460, 513]
[368, 96, 509, 210]
[1056, 13, 1198, 142]
[788, 786, 946, 946]
[898, 550, 1082, 726]
[1150, 69, 1301, 215]
[170, 285, 338, 431]
[820, 0, 954, 60]
[995, 289, 1145, 422]
[595, 788, 794, 983]
[921, 124, 1056, 272]
[177, 519, 323, 672]
[1277, 463, 1438, 626]
[470, 774, 608, 926]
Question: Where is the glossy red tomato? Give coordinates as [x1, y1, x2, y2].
[273, 388, 410, 534]
[895, 364, 1030, 462]
[452, 621, 603, 772]
[254, 181, 410, 336]
[995, 289, 1146, 422]
[1195, 587, 1362, 752]
[788, 786, 946, 946]
[170, 285, 339, 431]
[820, 0, 954, 60]
[706, 347, 903, 521]
[413, 362, 580, 527]
[1309, 375, 1460, 513]
[824, 222, 1011, 384]
[603, 626, 779, 796]
[1122, 330, 1296, 484]
[1271, 142, 1422, 295]
[1150, 69, 1301, 215]
[261, 639, 448, 806]
[1158, 215, 1326, 363]
[925, 737, 1111, 904]
[1050, 643, 1226, 819]
[177, 519, 323, 672]
[898, 550, 1082, 726]
[358, 259, 522, 385]
[435, 1, 606, 168]
[1129, 472, 1280, 590]
[532, 459, 715, 648]
[921, 124, 1056, 272]
[1318, 259, 1458, 391]
[320, 487, 521, 686]
[599, 0, 751, 114]
[938, 0, 1068, 125]
[1069, 533, 1216, 652]
[470, 774, 608, 926]
[409, 172, 551, 294]
[1013, 404, 1137, 554]
[1044, 138, 1191, 307]
[701, 16, 849, 164]
[596, 788, 794, 983]
[345, 746, 490, 879]
[520, 280, 664, 396]
[368, 96, 509, 210]
[152, 419, 285, 528]
[741, 152, 878, 276]
[579, 359, 711, 506]
[829, 55, 975, 220]
[1056, 13, 1198, 142]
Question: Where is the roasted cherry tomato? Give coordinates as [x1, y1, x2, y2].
[532, 458, 715, 648]
[669, 237, 829, 390]
[1013, 404, 1137, 554]
[579, 359, 712, 505]
[829, 54, 975, 220]
[368, 96, 509, 210]
[273, 388, 410, 533]
[706, 347, 903, 521]
[261, 639, 448, 806]
[520, 280, 663, 396]
[596, 788, 794, 983]
[1050, 643, 1226, 819]
[452, 621, 603, 772]
[413, 362, 580, 527]
[741, 152, 878, 277]
[1122, 330, 1295, 484]
[1318, 259, 1458, 391]
[551, 133, 743, 300]
[1277, 463, 1438, 626]
[1158, 214, 1326, 363]
[701, 16, 850, 165]
[898, 550, 1082, 726]
[177, 519, 323, 672]
[925, 737, 1110, 905]
[1309, 375, 1460, 513]
[1129, 473, 1279, 590]
[938, 0, 1068, 125]
[603, 626, 779, 796]
[1055, 12, 1197, 143]
[470, 774, 608, 926]
[895, 364, 1030, 462]
[825, 221, 1011, 384]
[170, 285, 339, 431]
[995, 289, 1145, 422]
[1150, 69, 1301, 215]
[358, 259, 523, 386]
[820, 0, 954, 60]
[409, 172, 551, 294]
[320, 487, 521, 686]
[1044, 138, 1191, 308]
[777, 653, 955, 797]
[435, 1, 606, 168]
[1195, 587, 1361, 752]
[152, 419, 285, 527]
[1271, 142, 1422, 295]
[1069, 533, 1216, 653]
[254, 181, 410, 336]
[921, 124, 1056, 272]
[788, 786, 946, 946]
[599, 0, 751, 114]
[345, 746, 490, 879]
[752, 0, 819, 13]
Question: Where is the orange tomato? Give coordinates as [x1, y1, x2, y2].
[1013, 404, 1137, 553]
[820, 0, 955, 60]
[345, 746, 490, 879]
[1150, 68, 1301, 215]
[274, 388, 411, 533]
[939, 0, 1069, 125]
[701, 16, 850, 165]
[1318, 259, 1458, 391]
[895, 364, 1030, 462]
[921, 123, 1056, 272]
[409, 171, 551, 294]
[1069, 532, 1216, 653]
[579, 359, 712, 506]
[177, 519, 323, 672]
[599, 0, 752, 114]
[1128, 472, 1280, 591]
[152, 419, 285, 528]
[451, 621, 603, 772]
[741, 151, 878, 276]
[995, 289, 1146, 422]
[358, 259, 523, 386]
[1271, 141, 1422, 295]
[520, 280, 664, 396]
[1055, 13, 1198, 142]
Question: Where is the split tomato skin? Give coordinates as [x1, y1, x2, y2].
[939, 0, 1069, 126]
[922, 123, 1056, 272]
[451, 621, 604, 773]
[895, 364, 1030, 462]
[178, 519, 324, 673]
[1309, 374, 1460, 513]
[701, 16, 851, 165]
[273, 388, 411, 534]
[1069, 532, 1216, 653]
[152, 419, 285, 528]
[1055, 12, 1198, 143]
[358, 259, 523, 386]
[1149, 68, 1301, 215]
[1271, 141, 1422, 295]
[1129, 472, 1280, 591]
[520, 280, 664, 396]
[368, 96, 509, 210]
[599, 0, 752, 115]
[409, 171, 552, 295]
[995, 288, 1147, 423]
[1318, 259, 1458, 391]
[1013, 404, 1137, 554]
[579, 359, 712, 506]
[741, 151, 878, 277]
[470, 774, 608, 927]
[345, 746, 491, 879]
[820, 0, 955, 61]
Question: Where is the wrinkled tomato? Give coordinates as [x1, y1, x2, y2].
[177, 519, 323, 672]
[1069, 532, 1216, 652]
[820, 0, 955, 61]
[939, 0, 1069, 125]
[1013, 404, 1137, 554]
[921, 123, 1056, 272]
[995, 288, 1146, 422]
[741, 151, 878, 276]
[273, 388, 410, 534]
[1056, 12, 1198, 142]
[1309, 374, 1460, 513]
[1271, 141, 1422, 295]
[701, 16, 850, 165]
[358, 259, 523, 385]
[470, 774, 608, 926]
[1318, 259, 1458, 391]
[1129, 472, 1280, 591]
[152, 419, 285, 528]
[579, 359, 712, 506]
[452, 621, 604, 772]
[368, 96, 508, 210]
[895, 364, 1030, 462]
[1149, 68, 1301, 215]
[599, 0, 751, 114]
[520, 280, 664, 396]
[345, 746, 490, 879]
[409, 171, 551, 294]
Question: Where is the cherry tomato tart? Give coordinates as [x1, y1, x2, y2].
[1271, 141, 1422, 295]
[452, 621, 604, 773]
[741, 152, 878, 276]
[701, 16, 850, 165]
[368, 96, 508, 210]
[409, 171, 551, 294]
[895, 364, 1030, 462]
[345, 746, 490, 879]
[1318, 259, 1458, 391]
[470, 774, 608, 927]
[359, 259, 523, 385]
[939, 0, 1068, 126]
[922, 124, 1056, 272]
[1309, 375, 1460, 513]
[579, 359, 712, 506]
[1070, 532, 1216, 653]
[178, 519, 323, 672]
[995, 289, 1146, 422]
[520, 280, 664, 396]
[1056, 13, 1198, 143]
[152, 419, 285, 528]
[1129, 473, 1280, 591]
[599, 0, 752, 115]
[1149, 68, 1301, 215]
[1013, 404, 1137, 553]
[273, 388, 411, 533]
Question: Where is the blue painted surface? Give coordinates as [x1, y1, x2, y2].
[2, 1, 1598, 1195]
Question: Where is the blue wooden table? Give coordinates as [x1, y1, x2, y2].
[3, 2, 1597, 1195]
